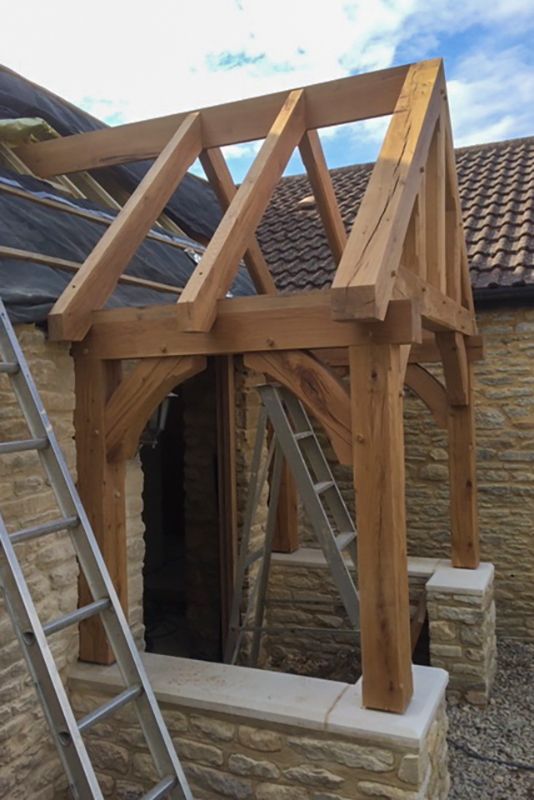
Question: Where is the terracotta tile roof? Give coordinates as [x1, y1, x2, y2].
[257, 136, 534, 297]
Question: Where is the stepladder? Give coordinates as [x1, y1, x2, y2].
[0, 300, 193, 800]
[225, 383, 360, 667]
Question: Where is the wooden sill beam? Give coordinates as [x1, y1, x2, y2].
[17, 65, 410, 176]
[48, 112, 203, 342]
[178, 90, 306, 332]
[331, 59, 444, 322]
[81, 294, 421, 360]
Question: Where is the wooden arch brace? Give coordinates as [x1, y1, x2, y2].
[405, 364, 448, 429]
[243, 350, 352, 466]
[105, 355, 207, 461]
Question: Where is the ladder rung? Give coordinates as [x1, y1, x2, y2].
[245, 547, 265, 568]
[336, 531, 357, 551]
[314, 480, 334, 495]
[0, 361, 19, 374]
[41, 598, 111, 638]
[10, 515, 79, 545]
[78, 684, 143, 734]
[294, 430, 314, 441]
[143, 776, 178, 800]
[0, 437, 48, 454]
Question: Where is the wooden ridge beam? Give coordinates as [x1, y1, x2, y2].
[48, 112, 203, 342]
[331, 59, 444, 322]
[199, 147, 277, 295]
[105, 355, 206, 461]
[244, 350, 352, 466]
[178, 90, 306, 332]
[298, 130, 347, 263]
[16, 65, 410, 176]
[82, 294, 421, 360]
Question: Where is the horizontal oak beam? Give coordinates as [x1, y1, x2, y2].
[394, 268, 477, 335]
[312, 333, 483, 367]
[17, 65, 409, 176]
[81, 293, 421, 360]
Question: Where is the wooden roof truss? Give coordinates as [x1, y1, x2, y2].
[17, 59, 481, 715]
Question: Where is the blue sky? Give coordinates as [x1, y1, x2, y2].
[3, 0, 534, 182]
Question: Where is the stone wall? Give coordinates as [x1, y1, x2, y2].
[64, 657, 450, 800]
[405, 305, 534, 640]
[0, 325, 77, 799]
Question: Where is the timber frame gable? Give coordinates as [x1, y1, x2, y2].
[16, 58, 481, 715]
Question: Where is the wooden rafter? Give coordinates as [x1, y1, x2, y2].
[298, 130, 347, 263]
[178, 90, 306, 331]
[48, 112, 203, 341]
[199, 147, 277, 295]
[331, 59, 445, 322]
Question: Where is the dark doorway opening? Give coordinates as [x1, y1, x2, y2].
[140, 366, 224, 662]
[141, 389, 189, 657]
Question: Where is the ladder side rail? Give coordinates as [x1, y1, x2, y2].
[282, 390, 357, 539]
[0, 518, 104, 800]
[224, 407, 270, 663]
[260, 387, 360, 629]
[0, 304, 192, 800]
[248, 444, 284, 667]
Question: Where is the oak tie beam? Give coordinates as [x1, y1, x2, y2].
[17, 58, 481, 714]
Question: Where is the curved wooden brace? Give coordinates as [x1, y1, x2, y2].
[405, 364, 448, 429]
[105, 355, 206, 462]
[244, 350, 352, 466]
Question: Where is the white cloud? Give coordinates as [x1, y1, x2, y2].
[2, 0, 533, 169]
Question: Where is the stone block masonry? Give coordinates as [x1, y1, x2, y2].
[426, 563, 496, 706]
[64, 655, 450, 800]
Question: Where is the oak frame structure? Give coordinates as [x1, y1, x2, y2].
[17, 58, 482, 715]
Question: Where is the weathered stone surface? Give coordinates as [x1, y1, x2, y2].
[237, 725, 283, 752]
[190, 714, 235, 742]
[256, 785, 310, 800]
[358, 781, 419, 799]
[228, 753, 280, 779]
[398, 753, 424, 785]
[176, 738, 224, 767]
[186, 764, 254, 799]
[288, 737, 395, 771]
[284, 766, 345, 788]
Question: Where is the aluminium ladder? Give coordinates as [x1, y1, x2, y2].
[225, 384, 360, 666]
[0, 300, 192, 800]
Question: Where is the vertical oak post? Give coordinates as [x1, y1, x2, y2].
[74, 350, 127, 664]
[349, 343, 413, 713]
[438, 333, 480, 568]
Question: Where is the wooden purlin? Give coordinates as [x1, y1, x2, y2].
[48, 113, 203, 342]
[331, 59, 445, 322]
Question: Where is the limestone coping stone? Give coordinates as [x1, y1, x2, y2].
[69, 656, 447, 749]
[272, 548, 443, 579]
[426, 561, 494, 596]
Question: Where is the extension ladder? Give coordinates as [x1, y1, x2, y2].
[225, 384, 360, 666]
[0, 301, 192, 800]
